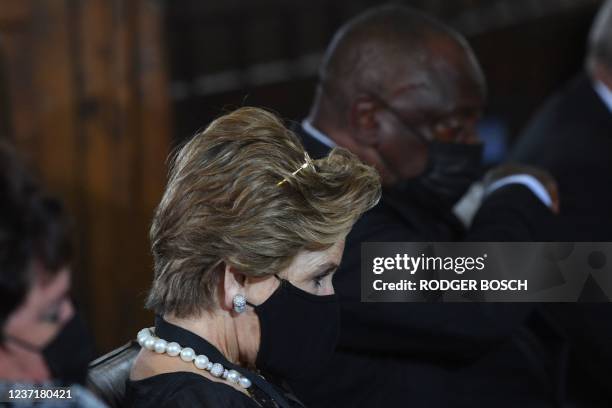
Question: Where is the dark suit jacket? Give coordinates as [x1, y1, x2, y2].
[511, 73, 612, 240]
[512, 73, 612, 407]
[290, 124, 565, 408]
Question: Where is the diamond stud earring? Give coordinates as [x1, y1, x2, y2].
[233, 294, 247, 313]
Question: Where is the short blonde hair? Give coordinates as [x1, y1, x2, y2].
[147, 107, 380, 317]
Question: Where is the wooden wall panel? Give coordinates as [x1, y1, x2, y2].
[0, 0, 171, 353]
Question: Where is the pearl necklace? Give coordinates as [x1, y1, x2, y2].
[136, 328, 252, 390]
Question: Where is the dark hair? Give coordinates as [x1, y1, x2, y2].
[0, 143, 72, 336]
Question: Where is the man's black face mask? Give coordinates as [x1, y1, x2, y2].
[374, 95, 483, 207]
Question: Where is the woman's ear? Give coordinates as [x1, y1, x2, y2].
[221, 263, 246, 312]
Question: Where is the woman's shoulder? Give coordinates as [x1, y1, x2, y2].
[127, 371, 257, 408]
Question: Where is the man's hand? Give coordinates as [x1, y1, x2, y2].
[484, 163, 560, 214]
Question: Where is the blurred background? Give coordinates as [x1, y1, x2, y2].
[0, 0, 604, 354]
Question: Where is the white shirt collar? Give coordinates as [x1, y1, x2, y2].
[301, 119, 337, 148]
[593, 80, 612, 115]
[484, 174, 553, 209]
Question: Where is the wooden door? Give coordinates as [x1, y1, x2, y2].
[0, 0, 171, 353]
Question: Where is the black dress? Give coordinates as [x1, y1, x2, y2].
[126, 317, 305, 408]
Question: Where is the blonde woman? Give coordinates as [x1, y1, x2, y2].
[127, 107, 381, 407]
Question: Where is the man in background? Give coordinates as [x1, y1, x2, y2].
[512, 0, 612, 241]
[290, 5, 564, 407]
[512, 1, 612, 406]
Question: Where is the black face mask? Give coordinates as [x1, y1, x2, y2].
[373, 95, 484, 207]
[416, 141, 483, 207]
[249, 276, 340, 381]
[5, 312, 95, 385]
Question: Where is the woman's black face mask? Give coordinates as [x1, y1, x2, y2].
[5, 312, 95, 385]
[248, 275, 340, 381]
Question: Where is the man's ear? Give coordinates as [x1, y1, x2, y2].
[221, 263, 245, 312]
[349, 95, 380, 146]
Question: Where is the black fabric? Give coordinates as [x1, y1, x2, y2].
[5, 312, 95, 386]
[126, 317, 304, 408]
[411, 141, 484, 207]
[289, 123, 566, 407]
[127, 372, 258, 408]
[511, 72, 612, 407]
[254, 278, 340, 381]
[43, 312, 95, 386]
[511, 72, 612, 241]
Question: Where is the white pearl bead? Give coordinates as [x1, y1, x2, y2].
[137, 329, 150, 343]
[137, 335, 149, 347]
[210, 363, 224, 377]
[135, 327, 251, 389]
[194, 355, 209, 369]
[238, 377, 252, 388]
[166, 342, 181, 357]
[180, 347, 195, 362]
[144, 337, 156, 351]
[227, 370, 240, 383]
[154, 338, 168, 354]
